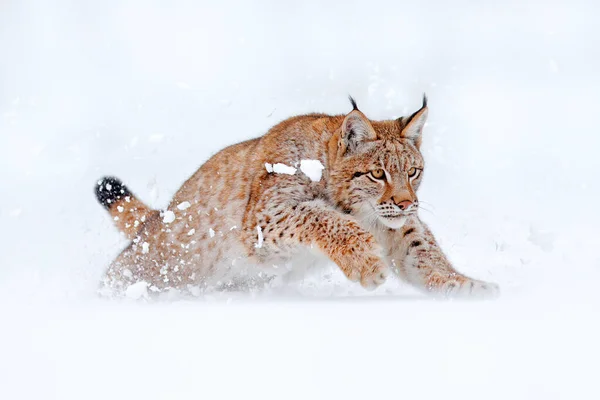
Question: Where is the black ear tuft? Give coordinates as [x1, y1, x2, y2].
[404, 94, 429, 127]
[348, 95, 358, 111]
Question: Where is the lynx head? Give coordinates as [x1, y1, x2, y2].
[327, 95, 428, 229]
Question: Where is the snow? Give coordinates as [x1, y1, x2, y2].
[148, 134, 164, 143]
[177, 201, 191, 210]
[528, 224, 555, 252]
[1, 1, 600, 399]
[255, 225, 264, 248]
[273, 163, 297, 175]
[162, 210, 176, 223]
[125, 281, 149, 299]
[300, 159, 324, 182]
[266, 162, 297, 175]
[208, 228, 215, 238]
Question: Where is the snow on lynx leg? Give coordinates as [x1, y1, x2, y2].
[162, 210, 176, 223]
[300, 159, 324, 182]
[265, 162, 297, 175]
[255, 225, 264, 248]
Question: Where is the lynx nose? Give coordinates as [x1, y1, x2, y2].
[397, 200, 413, 210]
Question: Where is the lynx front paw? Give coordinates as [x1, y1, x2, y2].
[326, 226, 388, 290]
[440, 279, 500, 299]
[359, 257, 388, 290]
[338, 252, 388, 290]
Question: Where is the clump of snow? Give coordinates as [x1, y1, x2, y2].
[177, 201, 191, 210]
[265, 162, 297, 175]
[255, 225, 264, 248]
[208, 228, 215, 238]
[300, 159, 324, 182]
[162, 210, 176, 223]
[187, 228, 195, 236]
[528, 224, 555, 252]
[141, 242, 149, 254]
[273, 163, 297, 175]
[125, 281, 149, 300]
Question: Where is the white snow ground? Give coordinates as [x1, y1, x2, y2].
[1, 1, 600, 399]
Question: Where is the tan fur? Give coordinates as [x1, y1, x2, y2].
[107, 196, 155, 240]
[99, 99, 499, 298]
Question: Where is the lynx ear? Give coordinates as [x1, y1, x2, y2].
[400, 94, 428, 148]
[340, 109, 377, 153]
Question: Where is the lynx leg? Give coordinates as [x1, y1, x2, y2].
[387, 218, 499, 299]
[100, 212, 168, 295]
[100, 241, 162, 295]
[246, 199, 388, 289]
[102, 243, 139, 290]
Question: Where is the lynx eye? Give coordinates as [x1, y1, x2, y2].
[370, 169, 385, 179]
[408, 167, 421, 178]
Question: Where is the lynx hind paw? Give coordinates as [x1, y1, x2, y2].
[441, 279, 500, 300]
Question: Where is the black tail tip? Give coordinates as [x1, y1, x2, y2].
[95, 176, 131, 209]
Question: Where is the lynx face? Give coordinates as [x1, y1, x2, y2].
[328, 97, 428, 229]
[351, 140, 424, 228]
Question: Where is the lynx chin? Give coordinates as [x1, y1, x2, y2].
[95, 95, 499, 299]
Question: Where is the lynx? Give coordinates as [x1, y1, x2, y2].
[95, 95, 499, 298]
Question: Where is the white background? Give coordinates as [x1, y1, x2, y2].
[1, 1, 599, 399]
